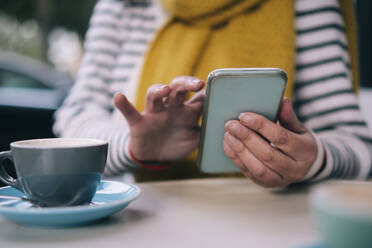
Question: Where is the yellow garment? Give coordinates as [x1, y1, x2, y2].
[136, 0, 359, 110]
[339, 0, 360, 93]
[136, 0, 296, 111]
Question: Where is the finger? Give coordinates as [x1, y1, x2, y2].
[223, 139, 248, 172]
[186, 90, 206, 104]
[278, 97, 307, 134]
[185, 90, 206, 113]
[145, 84, 171, 113]
[168, 76, 204, 107]
[239, 112, 304, 159]
[224, 141, 254, 179]
[241, 169, 254, 180]
[248, 173, 286, 188]
[225, 120, 304, 182]
[224, 132, 285, 187]
[114, 93, 142, 126]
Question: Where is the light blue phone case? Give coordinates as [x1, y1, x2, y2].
[198, 68, 287, 173]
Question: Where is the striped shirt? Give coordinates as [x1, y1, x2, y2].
[53, 0, 372, 181]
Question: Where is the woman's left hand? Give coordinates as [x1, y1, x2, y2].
[223, 98, 318, 188]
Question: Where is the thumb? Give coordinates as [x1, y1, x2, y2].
[278, 97, 307, 134]
[114, 93, 142, 126]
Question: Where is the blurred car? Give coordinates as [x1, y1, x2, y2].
[0, 51, 73, 150]
[0, 51, 73, 184]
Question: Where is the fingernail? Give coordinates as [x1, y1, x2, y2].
[228, 122, 241, 134]
[156, 86, 167, 93]
[239, 114, 254, 126]
[224, 121, 233, 130]
[191, 79, 201, 85]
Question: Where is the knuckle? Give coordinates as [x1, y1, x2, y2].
[170, 76, 188, 86]
[146, 85, 156, 95]
[252, 115, 265, 131]
[146, 85, 162, 98]
[274, 128, 289, 146]
[241, 128, 252, 142]
[225, 133, 245, 154]
[228, 121, 249, 140]
[234, 142, 245, 154]
[255, 165, 267, 179]
[261, 148, 274, 163]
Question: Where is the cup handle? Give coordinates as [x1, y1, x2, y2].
[0, 151, 23, 191]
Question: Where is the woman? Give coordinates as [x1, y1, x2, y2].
[54, 0, 372, 187]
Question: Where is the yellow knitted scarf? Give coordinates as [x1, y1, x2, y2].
[135, 0, 359, 112]
[135, 0, 295, 111]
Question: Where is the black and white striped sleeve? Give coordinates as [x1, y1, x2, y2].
[53, 0, 140, 176]
[294, 0, 372, 181]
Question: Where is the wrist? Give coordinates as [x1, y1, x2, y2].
[307, 143, 327, 181]
[128, 148, 171, 170]
[302, 131, 326, 181]
[125, 137, 171, 170]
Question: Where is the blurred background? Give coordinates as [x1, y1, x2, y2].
[0, 0, 96, 152]
[0, 1, 371, 183]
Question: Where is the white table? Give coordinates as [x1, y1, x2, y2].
[0, 178, 319, 248]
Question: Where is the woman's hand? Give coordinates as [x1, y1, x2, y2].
[223, 98, 318, 187]
[114, 76, 205, 161]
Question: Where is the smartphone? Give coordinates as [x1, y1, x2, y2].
[197, 68, 287, 173]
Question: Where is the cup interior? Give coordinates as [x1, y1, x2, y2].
[11, 138, 107, 149]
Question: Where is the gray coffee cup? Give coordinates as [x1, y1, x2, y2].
[0, 138, 108, 206]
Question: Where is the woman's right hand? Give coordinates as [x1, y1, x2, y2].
[114, 76, 205, 162]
